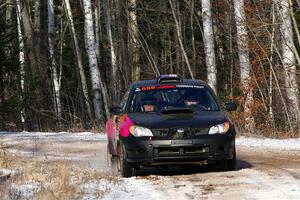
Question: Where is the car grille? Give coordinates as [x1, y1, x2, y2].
[192, 128, 209, 136]
[151, 128, 209, 138]
[151, 129, 169, 137]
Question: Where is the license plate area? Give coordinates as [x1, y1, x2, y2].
[171, 140, 193, 145]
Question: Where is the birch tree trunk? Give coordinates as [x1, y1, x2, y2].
[94, 0, 110, 118]
[83, 0, 103, 122]
[16, 0, 25, 124]
[64, 0, 92, 121]
[48, 0, 62, 121]
[201, 0, 217, 93]
[278, 0, 300, 124]
[233, 0, 255, 133]
[103, 0, 117, 102]
[128, 0, 140, 82]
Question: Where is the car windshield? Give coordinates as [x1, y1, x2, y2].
[128, 85, 220, 113]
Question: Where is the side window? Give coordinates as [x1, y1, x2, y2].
[203, 89, 219, 110]
[120, 89, 130, 110]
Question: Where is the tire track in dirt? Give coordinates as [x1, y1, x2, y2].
[135, 145, 300, 199]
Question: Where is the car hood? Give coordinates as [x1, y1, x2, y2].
[127, 111, 228, 129]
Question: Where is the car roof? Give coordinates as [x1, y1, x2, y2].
[129, 78, 208, 88]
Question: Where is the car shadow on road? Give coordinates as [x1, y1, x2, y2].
[136, 159, 253, 176]
[235, 159, 253, 170]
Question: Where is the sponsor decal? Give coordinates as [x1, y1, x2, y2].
[157, 85, 176, 89]
[140, 86, 156, 91]
[177, 85, 204, 88]
[136, 85, 203, 91]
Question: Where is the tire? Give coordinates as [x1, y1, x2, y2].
[117, 143, 135, 177]
[220, 146, 236, 171]
[106, 144, 112, 167]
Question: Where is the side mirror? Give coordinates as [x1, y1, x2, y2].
[224, 101, 237, 111]
[109, 106, 123, 115]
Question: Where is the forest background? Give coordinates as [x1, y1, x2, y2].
[1, 0, 300, 138]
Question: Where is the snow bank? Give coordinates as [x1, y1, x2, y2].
[0, 131, 107, 142]
[236, 136, 300, 150]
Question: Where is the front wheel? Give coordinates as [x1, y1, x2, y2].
[117, 142, 135, 177]
[220, 147, 236, 171]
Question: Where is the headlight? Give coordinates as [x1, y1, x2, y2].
[129, 126, 153, 137]
[208, 121, 230, 134]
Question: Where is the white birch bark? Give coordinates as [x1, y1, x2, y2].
[128, 0, 140, 81]
[234, 0, 255, 132]
[16, 0, 25, 124]
[103, 0, 117, 102]
[64, 0, 93, 120]
[83, 0, 103, 122]
[201, 0, 217, 93]
[278, 0, 300, 123]
[48, 0, 62, 121]
[94, 0, 110, 118]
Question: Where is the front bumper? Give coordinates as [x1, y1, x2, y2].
[121, 131, 235, 166]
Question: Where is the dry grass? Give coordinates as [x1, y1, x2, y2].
[0, 149, 120, 199]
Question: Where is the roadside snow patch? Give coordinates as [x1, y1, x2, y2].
[0, 131, 107, 143]
[104, 177, 166, 200]
[236, 136, 300, 150]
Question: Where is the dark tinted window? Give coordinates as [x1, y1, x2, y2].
[128, 85, 219, 113]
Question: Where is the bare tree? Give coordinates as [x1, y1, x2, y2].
[128, 0, 140, 81]
[234, 0, 255, 133]
[34, 0, 41, 57]
[64, 0, 93, 121]
[103, 0, 117, 102]
[83, 0, 103, 122]
[169, 0, 194, 79]
[16, 0, 25, 124]
[116, 0, 130, 87]
[21, 0, 40, 79]
[94, 0, 110, 118]
[201, 0, 217, 93]
[48, 0, 62, 121]
[277, 0, 300, 124]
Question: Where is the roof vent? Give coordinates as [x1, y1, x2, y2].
[156, 74, 182, 83]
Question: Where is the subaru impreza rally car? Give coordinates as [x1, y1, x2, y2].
[109, 74, 237, 177]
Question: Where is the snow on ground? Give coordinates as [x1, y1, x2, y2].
[236, 136, 300, 150]
[103, 177, 166, 200]
[1, 131, 299, 150]
[1, 131, 300, 199]
[0, 131, 107, 143]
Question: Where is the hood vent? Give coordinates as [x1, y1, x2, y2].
[160, 108, 194, 120]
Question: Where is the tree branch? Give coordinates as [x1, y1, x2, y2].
[0, 2, 12, 9]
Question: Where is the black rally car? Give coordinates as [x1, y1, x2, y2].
[110, 74, 237, 177]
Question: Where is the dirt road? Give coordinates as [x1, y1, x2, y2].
[0, 132, 299, 199]
[148, 146, 300, 199]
